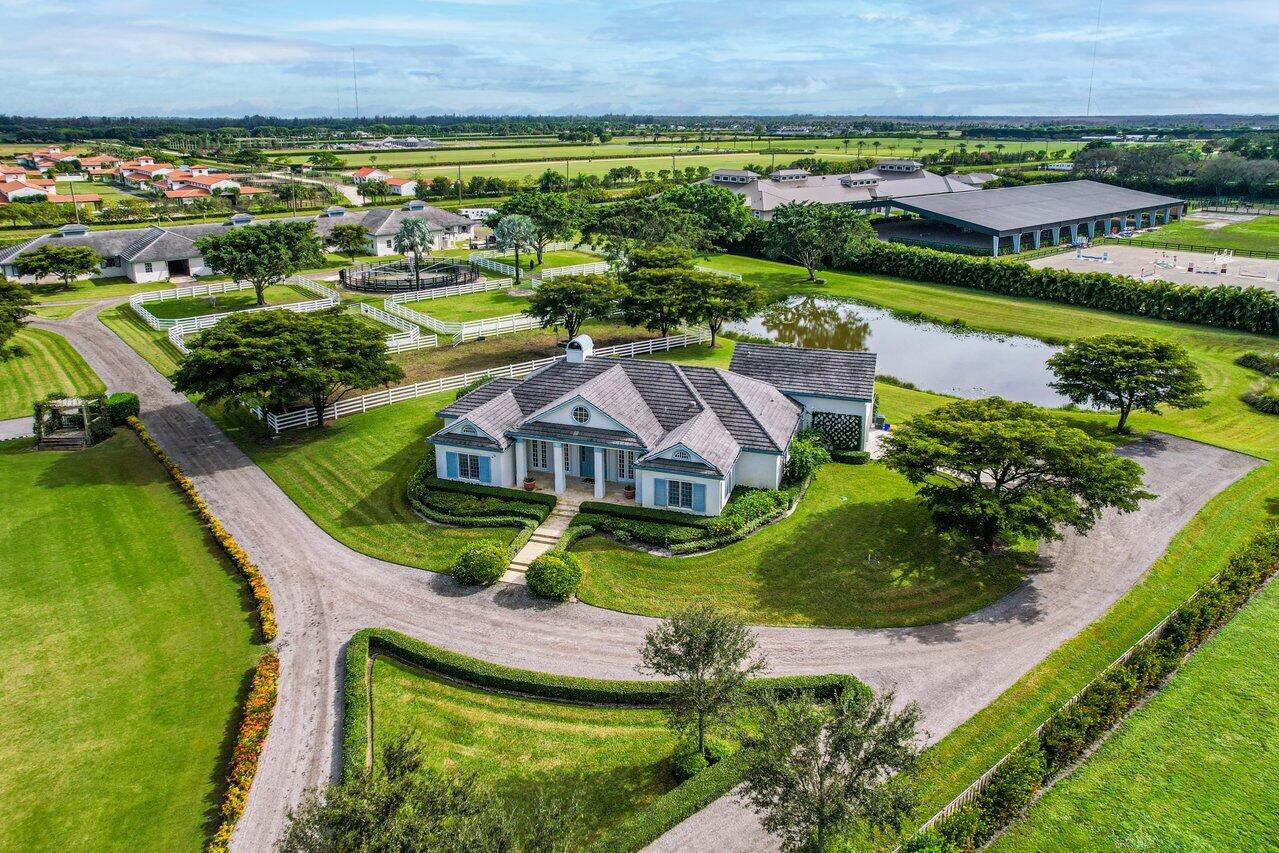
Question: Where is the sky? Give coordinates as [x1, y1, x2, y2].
[6, 0, 1279, 118]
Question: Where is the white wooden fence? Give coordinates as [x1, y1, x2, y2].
[358, 302, 438, 353]
[254, 328, 711, 432]
[536, 261, 610, 280]
[469, 254, 517, 277]
[383, 277, 514, 304]
[695, 265, 743, 280]
[163, 277, 342, 354]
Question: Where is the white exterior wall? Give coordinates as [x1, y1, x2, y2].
[636, 468, 727, 516]
[434, 444, 515, 487]
[128, 260, 173, 283]
[791, 393, 874, 450]
[732, 451, 784, 490]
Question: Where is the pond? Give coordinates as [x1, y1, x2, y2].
[729, 296, 1073, 407]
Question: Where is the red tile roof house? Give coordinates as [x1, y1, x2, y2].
[352, 166, 394, 184]
[0, 179, 101, 206]
[16, 146, 80, 172]
[119, 162, 175, 190]
[384, 176, 419, 196]
[159, 170, 268, 203]
[77, 154, 123, 174]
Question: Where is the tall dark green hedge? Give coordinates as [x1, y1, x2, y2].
[847, 242, 1279, 335]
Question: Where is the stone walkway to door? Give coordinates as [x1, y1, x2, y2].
[503, 492, 583, 583]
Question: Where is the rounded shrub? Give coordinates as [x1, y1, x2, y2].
[105, 392, 140, 425]
[672, 746, 708, 782]
[451, 541, 509, 586]
[1242, 380, 1279, 415]
[703, 735, 733, 765]
[525, 550, 583, 601]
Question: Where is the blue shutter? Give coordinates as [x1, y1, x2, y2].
[692, 483, 706, 513]
[446, 452, 458, 479]
[653, 478, 667, 506]
[478, 456, 492, 484]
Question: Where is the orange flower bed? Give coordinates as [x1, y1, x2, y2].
[126, 417, 277, 640]
[209, 652, 280, 852]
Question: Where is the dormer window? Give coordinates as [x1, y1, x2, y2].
[673, 449, 690, 461]
[572, 406, 590, 424]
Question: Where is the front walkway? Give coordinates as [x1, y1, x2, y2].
[502, 474, 636, 582]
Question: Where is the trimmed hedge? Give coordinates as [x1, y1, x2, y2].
[209, 651, 279, 852]
[576, 500, 717, 529]
[526, 550, 583, 601]
[914, 523, 1279, 852]
[832, 449, 871, 465]
[847, 241, 1279, 335]
[105, 392, 140, 426]
[342, 628, 870, 853]
[452, 540, 509, 586]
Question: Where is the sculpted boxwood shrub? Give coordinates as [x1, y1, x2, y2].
[451, 540, 509, 586]
[105, 392, 140, 425]
[672, 746, 708, 782]
[526, 550, 583, 601]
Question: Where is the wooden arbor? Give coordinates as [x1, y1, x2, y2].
[33, 394, 111, 450]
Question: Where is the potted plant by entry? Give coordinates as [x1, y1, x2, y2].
[623, 483, 636, 500]
[523, 475, 537, 491]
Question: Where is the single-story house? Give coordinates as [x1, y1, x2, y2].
[0, 200, 477, 282]
[160, 170, 269, 202]
[0, 179, 101, 206]
[352, 166, 393, 184]
[430, 336, 876, 515]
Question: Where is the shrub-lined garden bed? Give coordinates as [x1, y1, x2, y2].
[904, 523, 1279, 853]
[343, 628, 866, 850]
[208, 652, 279, 853]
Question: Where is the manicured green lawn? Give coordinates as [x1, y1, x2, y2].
[100, 304, 185, 376]
[27, 303, 83, 320]
[1145, 214, 1279, 254]
[371, 656, 678, 842]
[138, 283, 315, 320]
[402, 288, 531, 322]
[576, 461, 1028, 628]
[0, 327, 104, 419]
[991, 573, 1279, 850]
[211, 396, 518, 573]
[0, 433, 261, 850]
[493, 248, 600, 271]
[24, 275, 151, 303]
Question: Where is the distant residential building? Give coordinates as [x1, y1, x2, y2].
[1044, 163, 1075, 172]
[459, 207, 497, 221]
[705, 159, 988, 220]
[0, 178, 101, 206]
[383, 177, 418, 196]
[160, 168, 269, 203]
[352, 166, 394, 184]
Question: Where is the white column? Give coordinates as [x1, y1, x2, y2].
[515, 438, 527, 483]
[593, 447, 605, 499]
[1032, 229, 1041, 249]
[1011, 233, 1021, 253]
[552, 441, 566, 493]
[1163, 208, 1171, 224]
[991, 235, 999, 257]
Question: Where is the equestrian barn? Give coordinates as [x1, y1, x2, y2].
[884, 180, 1186, 256]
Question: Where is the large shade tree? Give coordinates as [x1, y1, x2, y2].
[638, 603, 768, 757]
[619, 249, 701, 337]
[13, 245, 102, 291]
[763, 202, 876, 281]
[194, 220, 323, 305]
[1047, 334, 1207, 433]
[687, 272, 763, 347]
[883, 397, 1152, 552]
[741, 687, 922, 852]
[0, 279, 34, 356]
[525, 273, 625, 339]
[658, 182, 754, 248]
[582, 197, 709, 264]
[497, 191, 583, 263]
[328, 223, 370, 260]
[172, 308, 403, 433]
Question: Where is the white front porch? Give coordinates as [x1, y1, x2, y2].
[514, 436, 638, 504]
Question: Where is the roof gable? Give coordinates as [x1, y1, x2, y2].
[729, 342, 877, 401]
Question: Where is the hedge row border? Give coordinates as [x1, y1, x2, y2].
[127, 417, 277, 640]
[900, 523, 1279, 852]
[341, 628, 868, 848]
[208, 652, 280, 852]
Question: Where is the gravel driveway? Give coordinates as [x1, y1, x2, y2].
[34, 306, 1263, 853]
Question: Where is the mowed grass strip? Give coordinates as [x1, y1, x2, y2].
[212, 395, 518, 572]
[574, 461, 1028, 628]
[100, 304, 185, 376]
[371, 656, 678, 841]
[1146, 213, 1279, 254]
[138, 283, 317, 320]
[0, 327, 104, 418]
[402, 288, 531, 322]
[492, 248, 601, 271]
[0, 433, 261, 850]
[991, 560, 1279, 850]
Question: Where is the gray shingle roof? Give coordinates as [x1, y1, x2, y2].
[890, 180, 1184, 235]
[729, 342, 877, 401]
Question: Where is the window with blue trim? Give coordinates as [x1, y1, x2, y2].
[667, 480, 693, 509]
[457, 453, 482, 480]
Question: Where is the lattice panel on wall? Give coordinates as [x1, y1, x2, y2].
[810, 411, 863, 450]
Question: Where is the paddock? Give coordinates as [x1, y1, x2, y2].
[340, 259, 479, 293]
[1028, 243, 1279, 294]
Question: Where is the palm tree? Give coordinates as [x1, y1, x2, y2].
[872, 141, 882, 160]
[394, 218, 434, 288]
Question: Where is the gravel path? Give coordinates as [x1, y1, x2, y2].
[33, 305, 1263, 853]
[0, 416, 33, 441]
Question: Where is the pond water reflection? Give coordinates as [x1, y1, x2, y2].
[729, 296, 1072, 407]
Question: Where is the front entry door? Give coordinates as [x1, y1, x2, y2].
[579, 446, 594, 478]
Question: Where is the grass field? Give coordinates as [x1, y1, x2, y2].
[991, 573, 1279, 851]
[100, 303, 185, 376]
[386, 151, 789, 183]
[57, 179, 133, 201]
[212, 395, 519, 573]
[575, 460, 1028, 628]
[370, 656, 678, 842]
[1146, 213, 1279, 254]
[27, 303, 84, 320]
[0, 433, 261, 850]
[277, 141, 732, 168]
[403, 288, 530, 322]
[0, 327, 104, 419]
[492, 248, 599, 272]
[137, 283, 316, 320]
[24, 275, 154, 303]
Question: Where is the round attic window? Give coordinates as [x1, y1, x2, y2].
[673, 449, 690, 461]
[572, 406, 590, 424]
[461, 424, 477, 435]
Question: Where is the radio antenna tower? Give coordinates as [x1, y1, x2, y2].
[351, 48, 361, 119]
[1084, 0, 1103, 117]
